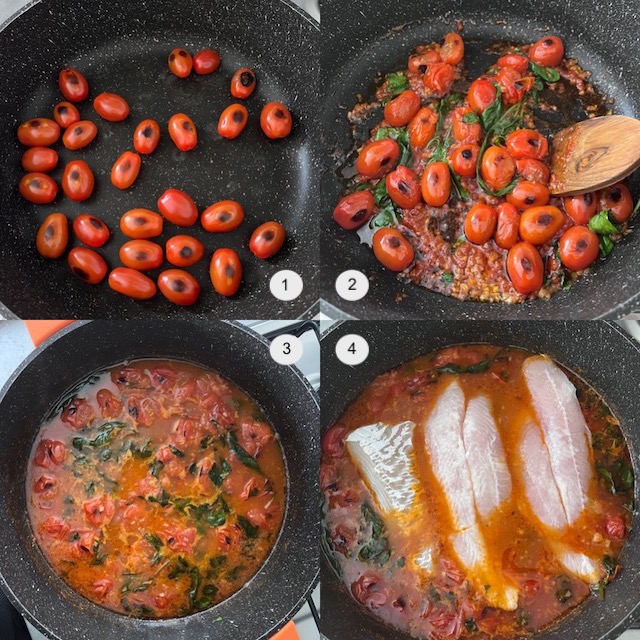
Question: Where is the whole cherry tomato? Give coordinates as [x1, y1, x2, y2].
[384, 90, 421, 127]
[120, 209, 163, 238]
[386, 166, 421, 209]
[218, 104, 249, 139]
[210, 248, 243, 296]
[94, 93, 129, 122]
[193, 49, 221, 75]
[62, 160, 94, 202]
[563, 192, 598, 224]
[17, 118, 60, 147]
[528, 36, 564, 68]
[168, 48, 193, 78]
[449, 144, 479, 178]
[423, 62, 456, 94]
[494, 202, 520, 250]
[119, 239, 163, 270]
[464, 203, 498, 245]
[332, 191, 375, 230]
[516, 158, 550, 185]
[421, 161, 451, 207]
[158, 269, 200, 305]
[73, 214, 110, 248]
[408, 50, 441, 74]
[111, 151, 141, 189]
[451, 107, 482, 144]
[519, 205, 565, 245]
[506, 242, 544, 294]
[53, 101, 81, 128]
[467, 79, 497, 113]
[36, 213, 68, 258]
[480, 146, 516, 191]
[506, 180, 550, 210]
[157, 188, 199, 226]
[201, 200, 245, 232]
[558, 226, 599, 271]
[19, 173, 58, 204]
[355, 139, 400, 179]
[58, 67, 89, 103]
[168, 113, 197, 151]
[68, 247, 107, 284]
[408, 106, 437, 148]
[260, 102, 293, 139]
[166, 235, 205, 267]
[108, 267, 157, 299]
[22, 147, 58, 172]
[372, 228, 414, 271]
[249, 221, 285, 258]
[497, 54, 529, 75]
[506, 129, 548, 160]
[133, 119, 161, 154]
[440, 32, 464, 65]
[600, 182, 633, 223]
[231, 67, 256, 99]
[62, 120, 98, 150]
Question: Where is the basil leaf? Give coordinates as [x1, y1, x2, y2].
[588, 210, 619, 235]
[373, 179, 390, 207]
[449, 166, 470, 200]
[462, 111, 480, 124]
[599, 235, 615, 257]
[441, 272, 454, 284]
[237, 515, 259, 538]
[530, 61, 561, 83]
[370, 202, 400, 228]
[480, 85, 503, 131]
[227, 431, 262, 473]
[362, 502, 385, 539]
[386, 72, 409, 96]
[208, 459, 232, 487]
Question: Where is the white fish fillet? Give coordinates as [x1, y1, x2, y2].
[553, 544, 601, 583]
[523, 356, 593, 524]
[463, 395, 512, 518]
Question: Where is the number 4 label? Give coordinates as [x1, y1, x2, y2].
[335, 334, 369, 366]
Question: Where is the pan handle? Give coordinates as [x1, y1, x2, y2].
[262, 320, 320, 342]
[24, 320, 74, 347]
[270, 620, 300, 640]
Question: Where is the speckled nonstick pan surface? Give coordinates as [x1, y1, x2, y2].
[320, 321, 640, 640]
[319, 0, 640, 319]
[0, 320, 319, 640]
[0, 0, 319, 319]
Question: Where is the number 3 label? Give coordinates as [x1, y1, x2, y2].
[335, 334, 369, 366]
[270, 334, 303, 365]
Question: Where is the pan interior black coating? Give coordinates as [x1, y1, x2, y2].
[0, 320, 319, 640]
[0, 0, 319, 319]
[319, 320, 640, 640]
[319, 0, 640, 319]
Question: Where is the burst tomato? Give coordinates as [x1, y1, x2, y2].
[440, 32, 464, 65]
[408, 106, 437, 148]
[516, 158, 550, 184]
[494, 202, 520, 249]
[480, 146, 516, 192]
[423, 62, 456, 94]
[384, 90, 421, 127]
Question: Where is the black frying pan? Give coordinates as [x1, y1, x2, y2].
[0, 0, 319, 319]
[319, 0, 640, 319]
[320, 320, 640, 640]
[0, 320, 319, 640]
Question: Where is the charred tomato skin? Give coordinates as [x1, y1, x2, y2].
[111, 151, 141, 190]
[61, 160, 94, 202]
[58, 67, 89, 103]
[201, 200, 245, 233]
[506, 241, 544, 294]
[119, 239, 164, 270]
[68, 247, 108, 284]
[18, 118, 60, 147]
[168, 113, 197, 151]
[332, 191, 375, 230]
[166, 235, 205, 267]
[249, 221, 286, 259]
[210, 248, 243, 296]
[231, 67, 256, 99]
[36, 213, 68, 258]
[120, 209, 164, 239]
[168, 48, 193, 78]
[355, 139, 400, 179]
[73, 214, 110, 248]
[218, 104, 249, 139]
[558, 226, 599, 271]
[62, 120, 98, 150]
[19, 173, 58, 204]
[372, 228, 414, 271]
[158, 269, 200, 305]
[260, 102, 293, 139]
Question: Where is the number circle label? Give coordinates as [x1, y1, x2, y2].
[335, 269, 369, 301]
[270, 270, 303, 301]
[270, 334, 303, 365]
[335, 334, 369, 366]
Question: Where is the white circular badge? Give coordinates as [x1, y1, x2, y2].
[270, 334, 303, 365]
[335, 270, 369, 302]
[335, 334, 369, 366]
[270, 270, 303, 301]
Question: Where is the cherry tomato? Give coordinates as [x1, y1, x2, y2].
[120, 209, 163, 238]
[53, 102, 81, 129]
[506, 129, 548, 160]
[58, 67, 89, 103]
[133, 119, 161, 154]
[193, 49, 221, 75]
[563, 192, 598, 224]
[497, 54, 529, 75]
[558, 226, 599, 271]
[94, 93, 129, 122]
[384, 90, 421, 127]
[168, 113, 197, 151]
[519, 205, 565, 245]
[495, 202, 520, 249]
[73, 214, 110, 248]
[600, 182, 633, 223]
[158, 269, 200, 305]
[36, 213, 68, 258]
[260, 101, 293, 139]
[158, 188, 198, 226]
[506, 242, 544, 294]
[421, 161, 451, 207]
[449, 144, 479, 178]
[17, 118, 60, 147]
[231, 67, 256, 99]
[111, 151, 141, 189]
[516, 158, 550, 184]
[423, 62, 456, 94]
[480, 146, 516, 192]
[62, 160, 94, 202]
[119, 239, 163, 270]
[386, 166, 421, 209]
[506, 181, 550, 210]
[19, 173, 58, 204]
[210, 248, 242, 296]
[605, 516, 626, 541]
[68, 247, 107, 284]
[201, 200, 245, 232]
[166, 235, 205, 267]
[218, 104, 248, 139]
[464, 203, 498, 245]
[21, 147, 58, 173]
[440, 32, 464, 65]
[372, 228, 414, 271]
[109, 267, 157, 299]
[451, 107, 482, 144]
[408, 50, 441, 74]
[332, 191, 374, 230]
[168, 48, 193, 78]
[355, 139, 400, 179]
[249, 221, 285, 258]
[494, 66, 530, 105]
[467, 79, 497, 113]
[408, 106, 437, 148]
[62, 120, 98, 150]
[528, 36, 564, 68]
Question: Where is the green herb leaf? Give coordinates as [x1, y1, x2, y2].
[599, 235, 615, 257]
[168, 557, 189, 580]
[237, 515, 259, 538]
[150, 459, 164, 479]
[168, 445, 184, 458]
[516, 609, 531, 628]
[145, 534, 163, 551]
[208, 460, 232, 487]
[188, 567, 201, 609]
[441, 272, 454, 284]
[590, 578, 607, 601]
[529, 61, 561, 83]
[480, 85, 503, 131]
[373, 179, 391, 207]
[228, 431, 262, 473]
[361, 502, 385, 539]
[148, 490, 170, 507]
[603, 555, 619, 577]
[462, 112, 480, 124]
[589, 210, 619, 235]
[386, 72, 409, 96]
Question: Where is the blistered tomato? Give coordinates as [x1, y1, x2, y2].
[355, 139, 400, 179]
[218, 104, 248, 139]
[506, 181, 550, 210]
[408, 106, 437, 148]
[383, 90, 421, 127]
[519, 205, 565, 245]
[53, 101, 81, 128]
[201, 200, 245, 232]
[62, 160, 94, 202]
[249, 221, 285, 258]
[449, 144, 479, 178]
[386, 166, 421, 209]
[166, 235, 205, 267]
[558, 226, 599, 271]
[73, 214, 110, 248]
[421, 161, 451, 206]
[563, 192, 598, 225]
[528, 36, 564, 68]
[36, 213, 68, 258]
[17, 118, 60, 147]
[158, 269, 200, 305]
[119, 239, 163, 270]
[230, 67, 256, 99]
[120, 209, 163, 239]
[58, 67, 89, 103]
[480, 146, 516, 192]
[506, 129, 548, 160]
[19, 173, 58, 204]
[62, 120, 98, 150]
[168, 113, 197, 151]
[210, 248, 242, 296]
[111, 151, 141, 190]
[260, 102, 293, 139]
[68, 247, 107, 284]
[372, 228, 414, 271]
[157, 189, 199, 226]
[332, 191, 375, 230]
[464, 203, 498, 245]
[600, 182, 634, 223]
[168, 48, 193, 78]
[506, 242, 544, 294]
[494, 202, 520, 250]
[133, 119, 161, 154]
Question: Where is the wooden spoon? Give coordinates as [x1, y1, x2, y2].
[550, 115, 640, 196]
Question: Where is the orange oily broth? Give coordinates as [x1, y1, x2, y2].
[27, 360, 286, 619]
[322, 346, 632, 638]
